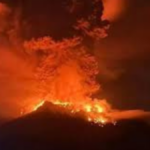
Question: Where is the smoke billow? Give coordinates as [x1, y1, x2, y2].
[0, 2, 36, 117]
[24, 37, 100, 98]
[0, 1, 149, 123]
[0, 48, 36, 117]
[0, 1, 108, 118]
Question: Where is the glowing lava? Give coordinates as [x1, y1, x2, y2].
[31, 99, 115, 125]
[33, 101, 45, 111]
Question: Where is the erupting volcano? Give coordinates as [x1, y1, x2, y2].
[4, 0, 114, 125]
[22, 36, 115, 125]
[0, 0, 150, 150]
[0, 0, 149, 126]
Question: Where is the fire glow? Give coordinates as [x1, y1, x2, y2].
[0, 1, 150, 127]
[18, 36, 118, 126]
[0, 1, 116, 125]
[32, 99, 115, 125]
[18, 36, 117, 126]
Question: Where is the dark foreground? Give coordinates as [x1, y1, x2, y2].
[0, 103, 150, 150]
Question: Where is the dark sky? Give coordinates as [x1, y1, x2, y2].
[98, 0, 150, 111]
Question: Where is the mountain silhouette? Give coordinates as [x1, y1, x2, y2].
[0, 102, 150, 150]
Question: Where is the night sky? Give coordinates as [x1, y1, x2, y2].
[98, 0, 150, 111]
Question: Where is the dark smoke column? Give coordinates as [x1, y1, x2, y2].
[15, 0, 106, 40]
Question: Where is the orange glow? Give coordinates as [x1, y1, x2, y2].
[33, 101, 45, 111]
[30, 99, 115, 125]
[21, 37, 117, 126]
[0, 1, 149, 125]
[102, 0, 126, 21]
[85, 105, 92, 112]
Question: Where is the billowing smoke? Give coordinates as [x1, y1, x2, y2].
[0, 2, 36, 117]
[0, 48, 36, 117]
[0, 1, 149, 123]
[0, 1, 108, 118]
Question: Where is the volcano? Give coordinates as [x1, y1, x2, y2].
[0, 1, 150, 150]
[0, 102, 150, 150]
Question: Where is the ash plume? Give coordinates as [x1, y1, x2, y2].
[0, 2, 36, 117]
[0, 0, 149, 123]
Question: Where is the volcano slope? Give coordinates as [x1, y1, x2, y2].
[0, 102, 150, 150]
